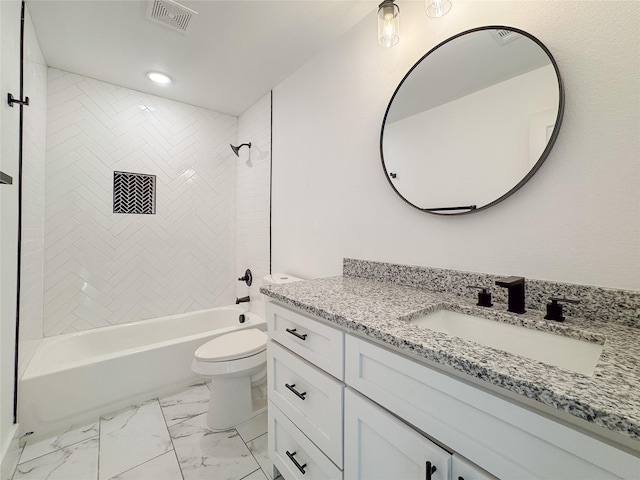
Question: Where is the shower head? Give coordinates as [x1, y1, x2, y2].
[230, 142, 252, 157]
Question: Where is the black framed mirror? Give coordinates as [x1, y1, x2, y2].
[380, 26, 564, 215]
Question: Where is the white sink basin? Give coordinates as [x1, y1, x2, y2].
[409, 310, 603, 376]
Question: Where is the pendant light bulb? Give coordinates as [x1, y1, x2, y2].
[426, 0, 452, 18]
[378, 0, 399, 48]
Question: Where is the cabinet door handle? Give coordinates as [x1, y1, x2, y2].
[285, 328, 307, 340]
[426, 461, 437, 480]
[285, 383, 307, 400]
[286, 450, 307, 474]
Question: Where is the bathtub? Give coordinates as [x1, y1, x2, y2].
[20, 306, 265, 439]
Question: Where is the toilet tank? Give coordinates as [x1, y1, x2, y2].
[262, 273, 303, 287]
[254, 273, 303, 319]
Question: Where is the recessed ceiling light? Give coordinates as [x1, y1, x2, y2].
[146, 72, 172, 85]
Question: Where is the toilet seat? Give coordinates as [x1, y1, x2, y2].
[194, 329, 267, 362]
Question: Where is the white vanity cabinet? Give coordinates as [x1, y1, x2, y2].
[451, 454, 498, 480]
[344, 388, 451, 480]
[267, 300, 639, 480]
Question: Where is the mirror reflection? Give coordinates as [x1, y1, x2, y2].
[381, 26, 563, 214]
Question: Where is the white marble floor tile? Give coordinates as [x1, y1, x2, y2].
[20, 421, 99, 464]
[247, 433, 272, 480]
[236, 412, 267, 443]
[159, 383, 210, 427]
[170, 413, 259, 480]
[241, 468, 269, 480]
[99, 399, 173, 480]
[13, 437, 98, 480]
[107, 451, 183, 480]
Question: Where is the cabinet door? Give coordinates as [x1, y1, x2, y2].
[452, 454, 498, 480]
[344, 389, 450, 480]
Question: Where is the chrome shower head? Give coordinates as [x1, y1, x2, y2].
[230, 142, 252, 157]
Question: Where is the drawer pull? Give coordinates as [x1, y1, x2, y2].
[426, 461, 437, 480]
[286, 450, 307, 474]
[286, 328, 308, 340]
[285, 383, 307, 400]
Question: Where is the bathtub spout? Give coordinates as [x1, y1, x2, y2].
[236, 296, 250, 304]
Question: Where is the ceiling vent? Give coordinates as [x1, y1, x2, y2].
[490, 29, 521, 46]
[146, 0, 198, 33]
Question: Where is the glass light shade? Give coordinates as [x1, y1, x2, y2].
[378, 0, 399, 48]
[146, 71, 172, 85]
[425, 0, 452, 18]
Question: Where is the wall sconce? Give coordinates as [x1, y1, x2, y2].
[378, 0, 399, 48]
[425, 0, 452, 18]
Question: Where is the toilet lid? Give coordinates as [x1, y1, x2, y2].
[194, 329, 267, 362]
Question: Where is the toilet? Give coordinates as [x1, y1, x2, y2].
[191, 273, 301, 430]
[192, 328, 268, 430]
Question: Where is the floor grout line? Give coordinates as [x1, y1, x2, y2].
[157, 397, 186, 480]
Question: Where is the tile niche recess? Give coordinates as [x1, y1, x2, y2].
[113, 171, 156, 215]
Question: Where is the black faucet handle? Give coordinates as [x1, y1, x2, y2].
[545, 297, 580, 322]
[467, 285, 493, 307]
[495, 276, 525, 287]
[238, 269, 253, 286]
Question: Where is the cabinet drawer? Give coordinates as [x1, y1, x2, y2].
[269, 402, 342, 480]
[268, 341, 343, 467]
[267, 302, 344, 379]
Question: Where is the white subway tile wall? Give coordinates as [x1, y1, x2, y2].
[236, 93, 272, 317]
[43, 69, 238, 336]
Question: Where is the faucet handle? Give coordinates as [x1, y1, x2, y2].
[495, 276, 525, 287]
[467, 285, 493, 308]
[544, 297, 580, 322]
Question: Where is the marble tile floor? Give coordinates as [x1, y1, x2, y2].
[12, 383, 274, 480]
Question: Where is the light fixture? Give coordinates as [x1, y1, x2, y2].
[425, 0, 452, 18]
[146, 71, 172, 85]
[378, 0, 399, 48]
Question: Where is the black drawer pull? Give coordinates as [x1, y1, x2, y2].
[285, 383, 307, 400]
[286, 450, 307, 474]
[286, 328, 307, 340]
[426, 461, 437, 480]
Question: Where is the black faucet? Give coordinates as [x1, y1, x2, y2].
[495, 276, 526, 314]
[235, 296, 250, 304]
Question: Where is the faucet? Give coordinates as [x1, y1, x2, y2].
[495, 276, 526, 314]
[235, 296, 250, 304]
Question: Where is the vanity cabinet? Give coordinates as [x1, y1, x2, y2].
[344, 388, 451, 480]
[267, 300, 639, 480]
[345, 335, 637, 480]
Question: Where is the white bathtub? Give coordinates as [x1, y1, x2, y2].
[20, 306, 265, 438]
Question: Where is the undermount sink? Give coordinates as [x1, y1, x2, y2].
[409, 310, 603, 376]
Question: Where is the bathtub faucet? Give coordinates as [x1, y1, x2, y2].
[236, 296, 250, 304]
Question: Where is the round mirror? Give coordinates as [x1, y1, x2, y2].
[381, 26, 564, 215]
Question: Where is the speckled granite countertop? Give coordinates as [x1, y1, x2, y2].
[261, 275, 640, 447]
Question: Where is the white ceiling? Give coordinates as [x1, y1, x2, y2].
[27, 0, 377, 116]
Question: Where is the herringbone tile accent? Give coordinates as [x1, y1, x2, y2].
[44, 69, 238, 336]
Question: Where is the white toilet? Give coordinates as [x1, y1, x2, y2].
[192, 328, 268, 430]
[191, 273, 302, 430]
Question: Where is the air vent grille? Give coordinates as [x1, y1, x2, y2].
[490, 29, 521, 46]
[147, 0, 198, 32]
[113, 171, 156, 215]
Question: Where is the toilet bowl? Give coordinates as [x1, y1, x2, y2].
[192, 273, 303, 430]
[191, 328, 268, 430]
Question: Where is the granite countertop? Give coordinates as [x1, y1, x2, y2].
[261, 275, 640, 447]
